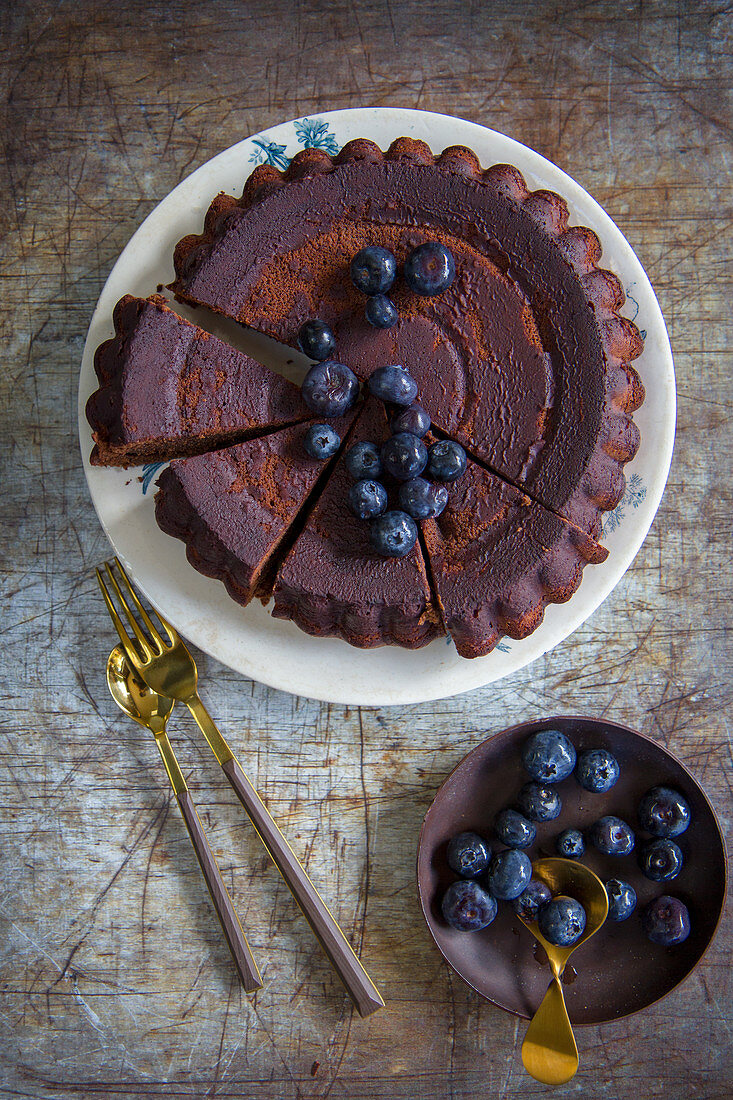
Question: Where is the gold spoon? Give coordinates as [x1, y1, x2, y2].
[106, 645, 262, 991]
[519, 858, 609, 1086]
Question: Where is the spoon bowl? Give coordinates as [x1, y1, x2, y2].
[519, 858, 608, 1086]
[106, 644, 174, 731]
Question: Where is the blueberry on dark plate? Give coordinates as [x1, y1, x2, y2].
[303, 423, 341, 460]
[381, 432, 428, 481]
[588, 815, 635, 856]
[605, 879, 637, 922]
[538, 897, 587, 947]
[301, 360, 359, 417]
[575, 748, 620, 792]
[365, 294, 398, 329]
[522, 729, 576, 784]
[344, 440, 382, 480]
[391, 403, 431, 437]
[486, 850, 532, 900]
[398, 477, 448, 520]
[370, 510, 418, 558]
[637, 786, 692, 838]
[404, 241, 455, 296]
[642, 895, 691, 945]
[516, 781, 562, 822]
[427, 440, 467, 482]
[494, 808, 536, 850]
[555, 828, 585, 859]
[350, 245, 397, 295]
[446, 831, 492, 878]
[639, 838, 684, 882]
[297, 319, 336, 361]
[348, 479, 388, 520]
[367, 365, 418, 406]
[441, 879, 497, 932]
[512, 879, 553, 922]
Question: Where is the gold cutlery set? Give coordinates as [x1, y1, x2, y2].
[96, 557, 384, 1017]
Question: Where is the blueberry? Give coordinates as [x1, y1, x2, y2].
[427, 440, 468, 482]
[350, 246, 397, 295]
[404, 241, 456, 296]
[301, 360, 359, 417]
[555, 829, 585, 860]
[588, 815, 635, 856]
[639, 838, 683, 882]
[370, 510, 418, 558]
[344, 441, 382, 480]
[303, 423, 341, 460]
[381, 432, 428, 481]
[642, 895, 691, 945]
[538, 897, 587, 947]
[367, 365, 418, 406]
[494, 809, 536, 850]
[441, 879, 497, 932]
[637, 786, 692, 838]
[446, 832, 492, 878]
[605, 879, 637, 922]
[512, 879, 553, 922]
[348, 479, 388, 520]
[365, 294, 398, 329]
[575, 748, 620, 793]
[522, 729, 576, 784]
[516, 782, 562, 822]
[297, 319, 336, 361]
[398, 477, 448, 520]
[391, 404, 431, 437]
[486, 850, 533, 900]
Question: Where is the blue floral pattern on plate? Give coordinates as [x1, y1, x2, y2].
[247, 116, 341, 170]
[603, 473, 647, 535]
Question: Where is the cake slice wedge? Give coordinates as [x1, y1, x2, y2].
[86, 294, 311, 467]
[421, 457, 609, 659]
[271, 398, 443, 649]
[154, 416, 354, 607]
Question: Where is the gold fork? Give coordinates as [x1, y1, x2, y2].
[96, 557, 385, 1018]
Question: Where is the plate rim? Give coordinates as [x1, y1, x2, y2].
[416, 714, 727, 1024]
[78, 106, 677, 706]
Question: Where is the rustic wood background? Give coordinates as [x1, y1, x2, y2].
[1, 1, 731, 1096]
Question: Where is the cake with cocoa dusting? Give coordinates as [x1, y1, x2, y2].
[87, 136, 646, 658]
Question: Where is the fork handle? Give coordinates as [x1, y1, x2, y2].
[175, 789, 263, 993]
[184, 696, 384, 1016]
[221, 756, 385, 1017]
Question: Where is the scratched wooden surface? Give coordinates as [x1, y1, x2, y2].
[1, 1, 731, 1096]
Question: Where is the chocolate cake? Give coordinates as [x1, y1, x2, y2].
[154, 417, 354, 606]
[170, 138, 644, 539]
[421, 457, 608, 660]
[86, 135, 647, 659]
[86, 294, 310, 466]
[271, 398, 443, 649]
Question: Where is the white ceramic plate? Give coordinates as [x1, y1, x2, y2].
[78, 107, 676, 707]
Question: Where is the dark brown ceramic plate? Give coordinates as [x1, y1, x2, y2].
[417, 716, 727, 1025]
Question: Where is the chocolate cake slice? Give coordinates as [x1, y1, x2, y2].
[154, 416, 354, 606]
[86, 294, 310, 467]
[271, 398, 443, 649]
[170, 138, 644, 538]
[421, 458, 609, 659]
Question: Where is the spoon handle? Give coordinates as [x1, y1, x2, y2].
[153, 733, 263, 994]
[521, 976, 579, 1086]
[184, 694, 385, 1018]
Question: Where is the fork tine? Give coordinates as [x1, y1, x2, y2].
[103, 562, 155, 658]
[110, 557, 172, 649]
[114, 556, 179, 646]
[95, 568, 146, 667]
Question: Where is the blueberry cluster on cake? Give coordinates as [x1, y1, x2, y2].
[86, 137, 644, 657]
